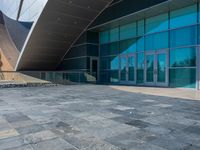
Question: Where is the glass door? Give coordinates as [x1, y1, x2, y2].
[145, 53, 155, 85]
[120, 55, 136, 83]
[128, 56, 135, 82]
[156, 51, 168, 86]
[145, 50, 168, 86]
[120, 56, 127, 81]
[90, 57, 98, 80]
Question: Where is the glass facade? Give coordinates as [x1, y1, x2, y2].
[99, 4, 199, 89]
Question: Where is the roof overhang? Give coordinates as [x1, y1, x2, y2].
[16, 0, 113, 71]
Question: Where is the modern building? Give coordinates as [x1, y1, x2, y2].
[0, 0, 199, 90]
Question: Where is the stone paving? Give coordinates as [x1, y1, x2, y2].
[0, 85, 199, 150]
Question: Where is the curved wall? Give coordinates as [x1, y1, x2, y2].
[0, 18, 19, 70]
[3, 14, 33, 51]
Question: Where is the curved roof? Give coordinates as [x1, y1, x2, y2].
[16, 0, 113, 71]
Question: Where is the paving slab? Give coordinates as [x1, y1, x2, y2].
[0, 85, 199, 150]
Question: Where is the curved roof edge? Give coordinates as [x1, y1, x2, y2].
[15, 0, 113, 71]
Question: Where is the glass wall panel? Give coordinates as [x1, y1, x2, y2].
[100, 30, 109, 44]
[138, 20, 145, 36]
[137, 53, 144, 83]
[170, 5, 197, 29]
[157, 53, 166, 82]
[145, 31, 168, 50]
[120, 22, 136, 40]
[100, 44, 109, 56]
[170, 68, 196, 88]
[109, 70, 119, 83]
[137, 37, 144, 52]
[146, 55, 154, 82]
[110, 42, 119, 56]
[100, 56, 119, 70]
[120, 57, 127, 81]
[170, 47, 196, 67]
[100, 42, 119, 57]
[146, 13, 168, 34]
[120, 38, 136, 55]
[110, 27, 119, 42]
[100, 71, 109, 83]
[99, 4, 198, 87]
[100, 57, 109, 70]
[128, 56, 135, 81]
[170, 25, 197, 48]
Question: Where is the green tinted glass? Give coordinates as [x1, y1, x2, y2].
[145, 31, 169, 51]
[120, 38, 136, 55]
[100, 30, 109, 44]
[109, 70, 119, 83]
[128, 56, 135, 81]
[110, 27, 119, 42]
[170, 68, 196, 88]
[120, 22, 137, 40]
[146, 13, 168, 34]
[170, 5, 197, 29]
[170, 25, 197, 48]
[120, 57, 127, 81]
[137, 53, 144, 83]
[157, 53, 166, 83]
[146, 55, 154, 82]
[170, 47, 196, 67]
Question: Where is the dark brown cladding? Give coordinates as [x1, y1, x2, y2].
[16, 0, 113, 71]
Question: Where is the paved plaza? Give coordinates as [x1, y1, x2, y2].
[0, 85, 199, 150]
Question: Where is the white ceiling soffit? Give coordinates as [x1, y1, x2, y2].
[16, 0, 113, 71]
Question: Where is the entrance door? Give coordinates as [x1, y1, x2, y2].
[145, 50, 168, 86]
[120, 55, 136, 83]
[90, 57, 98, 80]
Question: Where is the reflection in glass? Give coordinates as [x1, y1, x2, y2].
[100, 31, 109, 44]
[120, 38, 136, 55]
[146, 55, 154, 82]
[128, 56, 135, 81]
[120, 57, 127, 81]
[145, 31, 168, 50]
[170, 5, 197, 29]
[170, 68, 196, 88]
[170, 25, 197, 48]
[170, 47, 196, 67]
[138, 19, 145, 36]
[157, 53, 166, 83]
[137, 37, 144, 52]
[110, 27, 119, 42]
[100, 56, 119, 70]
[137, 53, 144, 83]
[110, 70, 119, 83]
[120, 22, 136, 40]
[146, 13, 168, 34]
